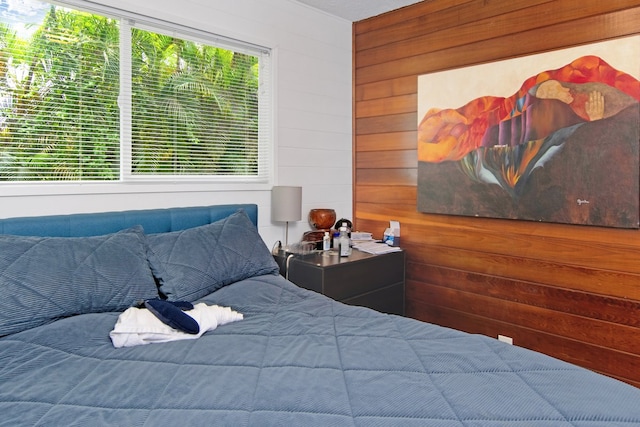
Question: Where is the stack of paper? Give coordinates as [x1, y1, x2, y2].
[351, 231, 373, 241]
[353, 241, 402, 255]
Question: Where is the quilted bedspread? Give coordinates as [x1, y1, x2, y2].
[2, 274, 640, 426]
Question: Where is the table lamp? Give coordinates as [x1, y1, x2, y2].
[271, 186, 302, 246]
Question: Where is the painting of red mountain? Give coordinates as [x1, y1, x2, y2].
[417, 38, 640, 228]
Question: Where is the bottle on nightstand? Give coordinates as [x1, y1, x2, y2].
[338, 223, 351, 257]
[322, 231, 331, 251]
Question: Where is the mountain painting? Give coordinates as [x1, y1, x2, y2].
[417, 37, 640, 228]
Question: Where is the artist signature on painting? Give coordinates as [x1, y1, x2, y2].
[577, 199, 590, 206]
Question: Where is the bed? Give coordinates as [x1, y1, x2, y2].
[1, 204, 639, 426]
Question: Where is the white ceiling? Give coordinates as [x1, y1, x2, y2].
[292, 0, 424, 21]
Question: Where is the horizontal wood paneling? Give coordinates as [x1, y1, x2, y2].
[356, 168, 417, 186]
[356, 0, 640, 66]
[353, 0, 640, 386]
[356, 131, 417, 152]
[406, 264, 640, 328]
[355, 185, 416, 204]
[405, 294, 640, 388]
[356, 8, 640, 85]
[355, 76, 416, 102]
[356, 94, 416, 117]
[356, 112, 416, 134]
[356, 150, 416, 169]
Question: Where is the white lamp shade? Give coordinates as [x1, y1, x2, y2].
[271, 186, 302, 222]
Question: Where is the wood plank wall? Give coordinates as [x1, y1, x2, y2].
[353, 0, 640, 387]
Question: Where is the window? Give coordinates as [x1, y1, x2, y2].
[0, 0, 271, 184]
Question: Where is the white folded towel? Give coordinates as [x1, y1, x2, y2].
[110, 303, 243, 348]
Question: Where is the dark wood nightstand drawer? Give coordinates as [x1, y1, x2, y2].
[314, 251, 403, 300]
[342, 282, 404, 315]
[284, 249, 405, 315]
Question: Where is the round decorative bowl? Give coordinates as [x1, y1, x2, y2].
[308, 208, 336, 230]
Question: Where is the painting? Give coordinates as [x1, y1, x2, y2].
[417, 36, 640, 228]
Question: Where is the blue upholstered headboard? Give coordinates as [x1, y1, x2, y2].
[0, 204, 258, 237]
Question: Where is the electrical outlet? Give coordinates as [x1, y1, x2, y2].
[498, 335, 513, 345]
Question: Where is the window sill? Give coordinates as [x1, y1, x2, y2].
[0, 181, 272, 197]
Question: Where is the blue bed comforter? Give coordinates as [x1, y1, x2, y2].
[2, 274, 640, 426]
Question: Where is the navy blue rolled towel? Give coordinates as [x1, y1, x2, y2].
[144, 299, 200, 334]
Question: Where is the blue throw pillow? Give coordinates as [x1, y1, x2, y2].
[145, 209, 279, 301]
[0, 226, 159, 337]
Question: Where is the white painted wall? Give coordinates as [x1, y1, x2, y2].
[0, 0, 353, 246]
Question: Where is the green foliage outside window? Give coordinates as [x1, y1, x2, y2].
[0, 2, 263, 181]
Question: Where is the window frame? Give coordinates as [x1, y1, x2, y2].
[0, 0, 275, 196]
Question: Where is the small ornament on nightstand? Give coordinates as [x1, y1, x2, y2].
[303, 208, 337, 249]
[309, 209, 336, 230]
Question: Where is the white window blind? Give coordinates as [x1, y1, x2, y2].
[0, 0, 271, 184]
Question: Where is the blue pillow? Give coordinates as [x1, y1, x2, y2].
[146, 209, 279, 301]
[0, 226, 159, 337]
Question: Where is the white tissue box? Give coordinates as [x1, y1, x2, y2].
[383, 220, 400, 247]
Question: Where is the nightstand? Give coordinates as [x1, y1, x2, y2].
[282, 249, 405, 315]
